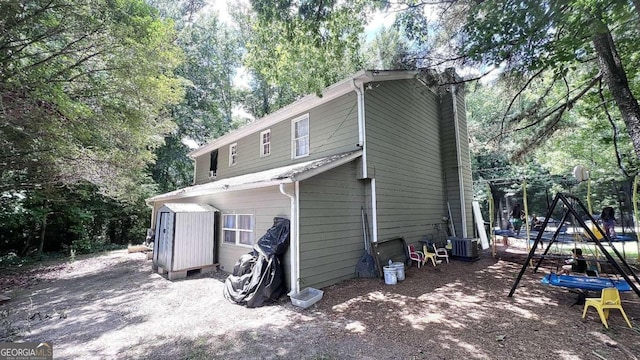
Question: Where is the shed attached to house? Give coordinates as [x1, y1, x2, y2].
[153, 203, 219, 280]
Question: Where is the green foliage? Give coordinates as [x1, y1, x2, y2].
[463, 1, 633, 73]
[242, 0, 379, 100]
[0, 182, 149, 256]
[460, 0, 640, 162]
[467, 76, 638, 225]
[0, 0, 184, 199]
[147, 1, 243, 192]
[362, 26, 411, 69]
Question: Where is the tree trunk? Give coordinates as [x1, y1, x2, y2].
[634, 0, 640, 31]
[592, 19, 640, 160]
[22, 234, 33, 256]
[38, 202, 49, 254]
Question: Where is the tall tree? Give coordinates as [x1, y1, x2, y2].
[147, 1, 243, 192]
[387, 1, 640, 168]
[461, 1, 640, 163]
[0, 0, 183, 199]
[240, 0, 382, 106]
[362, 26, 411, 69]
[0, 0, 183, 254]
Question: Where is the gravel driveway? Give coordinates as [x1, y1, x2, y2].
[1, 248, 639, 359]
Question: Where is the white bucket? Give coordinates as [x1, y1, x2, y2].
[391, 262, 405, 281]
[383, 266, 397, 285]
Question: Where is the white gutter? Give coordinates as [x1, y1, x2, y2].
[146, 178, 293, 206]
[451, 84, 468, 238]
[279, 183, 300, 295]
[352, 79, 365, 149]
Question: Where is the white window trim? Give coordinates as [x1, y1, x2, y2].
[291, 114, 310, 159]
[222, 213, 254, 247]
[260, 129, 271, 157]
[229, 142, 237, 166]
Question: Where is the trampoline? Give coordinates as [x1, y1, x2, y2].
[606, 234, 637, 242]
[541, 273, 632, 292]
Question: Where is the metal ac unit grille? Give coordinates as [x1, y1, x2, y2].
[451, 238, 479, 258]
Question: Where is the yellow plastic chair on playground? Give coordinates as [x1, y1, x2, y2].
[582, 287, 632, 328]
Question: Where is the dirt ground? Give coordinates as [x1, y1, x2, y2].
[1, 242, 639, 360]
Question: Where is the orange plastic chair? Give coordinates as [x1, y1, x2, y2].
[582, 287, 632, 328]
[407, 244, 424, 268]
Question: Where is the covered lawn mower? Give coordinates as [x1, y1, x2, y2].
[223, 217, 290, 308]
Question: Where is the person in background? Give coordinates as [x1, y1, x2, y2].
[561, 248, 587, 275]
[600, 206, 616, 238]
[530, 214, 543, 231]
[511, 203, 524, 237]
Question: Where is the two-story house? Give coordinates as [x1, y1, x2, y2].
[146, 68, 474, 294]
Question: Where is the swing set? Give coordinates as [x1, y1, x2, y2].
[508, 192, 640, 298]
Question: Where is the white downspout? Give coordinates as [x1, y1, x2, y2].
[352, 79, 367, 179]
[451, 84, 468, 238]
[371, 178, 378, 243]
[353, 79, 376, 242]
[192, 156, 197, 185]
[279, 182, 299, 294]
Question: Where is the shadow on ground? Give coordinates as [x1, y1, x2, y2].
[1, 248, 639, 359]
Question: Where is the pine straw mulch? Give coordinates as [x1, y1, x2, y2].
[0, 245, 639, 360]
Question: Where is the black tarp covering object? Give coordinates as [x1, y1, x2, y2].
[223, 217, 290, 308]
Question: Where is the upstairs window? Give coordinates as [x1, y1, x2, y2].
[222, 214, 254, 246]
[209, 150, 218, 178]
[229, 143, 237, 166]
[260, 129, 271, 157]
[292, 114, 309, 158]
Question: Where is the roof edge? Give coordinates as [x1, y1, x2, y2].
[146, 150, 362, 205]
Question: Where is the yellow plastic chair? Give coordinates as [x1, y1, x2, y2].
[582, 288, 632, 328]
[422, 244, 439, 267]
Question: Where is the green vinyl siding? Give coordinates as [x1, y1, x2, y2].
[439, 86, 460, 235]
[194, 154, 211, 185]
[457, 90, 474, 236]
[439, 84, 473, 237]
[364, 79, 447, 244]
[192, 92, 360, 184]
[298, 161, 365, 289]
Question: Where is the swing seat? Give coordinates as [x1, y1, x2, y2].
[582, 288, 632, 328]
[541, 273, 632, 292]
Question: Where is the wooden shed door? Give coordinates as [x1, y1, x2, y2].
[157, 212, 174, 268]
